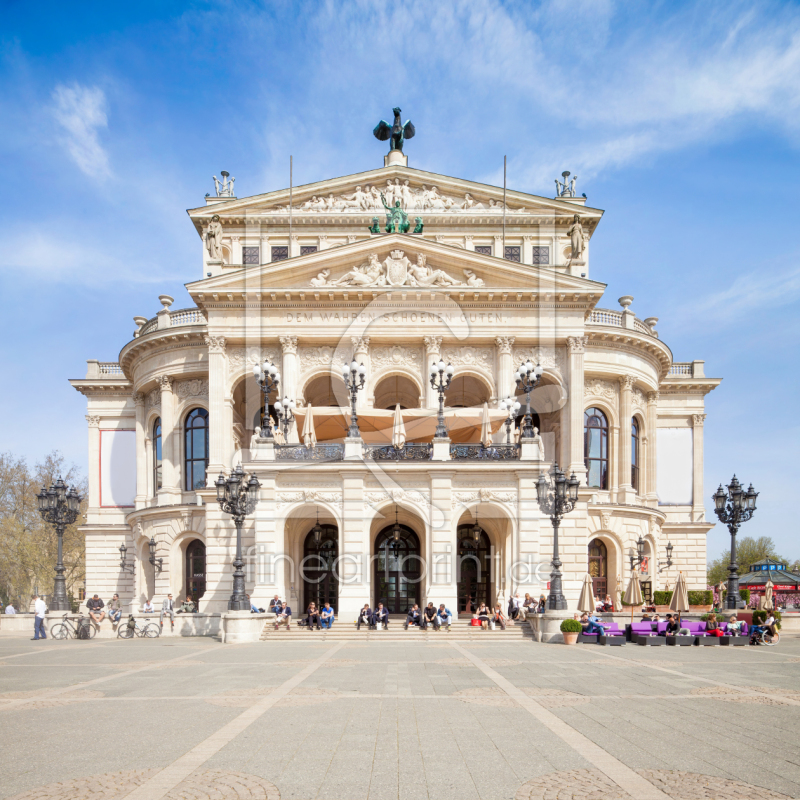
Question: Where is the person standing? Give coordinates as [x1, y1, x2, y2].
[32, 594, 47, 640]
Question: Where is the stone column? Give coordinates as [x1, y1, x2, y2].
[231, 235, 242, 265]
[158, 376, 181, 503]
[609, 424, 619, 501]
[85, 415, 101, 510]
[351, 336, 370, 410]
[522, 235, 533, 265]
[290, 234, 300, 258]
[279, 336, 298, 403]
[495, 336, 515, 406]
[338, 471, 366, 619]
[493, 235, 503, 259]
[133, 392, 147, 509]
[646, 392, 659, 506]
[464, 235, 474, 252]
[423, 335, 442, 409]
[566, 336, 588, 482]
[618, 375, 635, 503]
[430, 472, 457, 611]
[692, 414, 706, 521]
[206, 335, 227, 481]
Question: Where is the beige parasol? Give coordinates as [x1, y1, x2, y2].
[577, 574, 596, 614]
[301, 403, 317, 447]
[622, 571, 643, 623]
[480, 402, 493, 448]
[391, 404, 406, 449]
[764, 576, 775, 611]
[669, 571, 690, 614]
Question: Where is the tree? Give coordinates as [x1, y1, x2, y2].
[0, 452, 86, 611]
[707, 535, 784, 587]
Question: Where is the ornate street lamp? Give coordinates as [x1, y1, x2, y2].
[658, 541, 674, 573]
[311, 507, 323, 549]
[536, 464, 580, 610]
[514, 360, 543, 438]
[629, 535, 646, 573]
[148, 536, 163, 573]
[471, 511, 483, 544]
[430, 360, 455, 438]
[36, 477, 82, 611]
[119, 543, 135, 574]
[342, 358, 367, 438]
[215, 465, 261, 610]
[499, 396, 521, 444]
[274, 396, 296, 440]
[252, 360, 281, 438]
[713, 475, 758, 610]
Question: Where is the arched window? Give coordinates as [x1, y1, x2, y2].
[303, 524, 339, 610]
[184, 408, 209, 490]
[153, 418, 162, 493]
[584, 407, 609, 489]
[588, 538, 607, 599]
[631, 418, 640, 493]
[457, 524, 491, 614]
[186, 540, 206, 600]
[374, 524, 421, 613]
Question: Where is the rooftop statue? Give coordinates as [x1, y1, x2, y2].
[213, 170, 235, 198]
[373, 107, 415, 153]
[381, 192, 411, 233]
[555, 170, 578, 198]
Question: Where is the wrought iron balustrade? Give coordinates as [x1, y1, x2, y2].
[275, 444, 344, 461]
[364, 443, 432, 461]
[449, 444, 519, 461]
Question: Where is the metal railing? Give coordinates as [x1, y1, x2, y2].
[364, 444, 432, 461]
[274, 444, 344, 461]
[449, 444, 519, 461]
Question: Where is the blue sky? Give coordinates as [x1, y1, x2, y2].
[1, 1, 799, 562]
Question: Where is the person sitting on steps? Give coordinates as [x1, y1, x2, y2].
[475, 603, 492, 629]
[492, 604, 507, 630]
[357, 604, 373, 630]
[305, 602, 321, 631]
[421, 602, 439, 631]
[404, 604, 421, 630]
[274, 601, 292, 631]
[372, 603, 389, 630]
[320, 603, 335, 629]
[436, 604, 452, 631]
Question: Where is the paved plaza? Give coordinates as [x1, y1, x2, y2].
[1, 634, 799, 800]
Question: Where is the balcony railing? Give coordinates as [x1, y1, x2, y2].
[274, 444, 344, 461]
[364, 444, 432, 461]
[587, 309, 654, 336]
[99, 363, 124, 376]
[449, 444, 519, 461]
[139, 308, 207, 336]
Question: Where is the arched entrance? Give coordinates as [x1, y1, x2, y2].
[457, 525, 491, 614]
[302, 524, 339, 610]
[374, 524, 421, 613]
[588, 538, 607, 599]
[186, 540, 206, 600]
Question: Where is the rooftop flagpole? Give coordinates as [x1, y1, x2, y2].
[502, 155, 507, 258]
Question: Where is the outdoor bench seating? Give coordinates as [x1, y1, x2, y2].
[578, 622, 624, 644]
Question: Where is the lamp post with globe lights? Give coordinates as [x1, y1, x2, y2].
[274, 396, 296, 440]
[713, 475, 758, 610]
[252, 360, 281, 438]
[36, 478, 82, 611]
[342, 359, 367, 438]
[514, 360, 543, 438]
[215, 465, 261, 610]
[536, 464, 580, 610]
[499, 396, 521, 444]
[430, 360, 454, 438]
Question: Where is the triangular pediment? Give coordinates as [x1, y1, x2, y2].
[187, 164, 603, 234]
[186, 234, 605, 302]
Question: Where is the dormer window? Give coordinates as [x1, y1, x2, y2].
[504, 246, 520, 262]
[243, 246, 259, 265]
[271, 246, 289, 262]
[300, 245, 318, 256]
[474, 245, 492, 256]
[531, 246, 550, 265]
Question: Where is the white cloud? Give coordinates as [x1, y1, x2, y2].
[52, 84, 111, 179]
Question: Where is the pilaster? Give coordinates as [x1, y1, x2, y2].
[645, 392, 659, 506]
[133, 392, 147, 509]
[351, 336, 370, 410]
[339, 471, 366, 619]
[692, 414, 706, 521]
[158, 376, 181, 503]
[566, 336, 588, 481]
[493, 235, 503, 259]
[85, 415, 101, 511]
[429, 472, 456, 610]
[249, 473, 278, 609]
[618, 375, 635, 504]
[206, 335, 227, 482]
[423, 335, 442, 408]
[290, 234, 300, 258]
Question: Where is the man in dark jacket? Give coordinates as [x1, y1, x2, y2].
[404, 604, 421, 630]
[421, 602, 440, 630]
[372, 603, 389, 630]
[357, 604, 373, 630]
[87, 594, 105, 624]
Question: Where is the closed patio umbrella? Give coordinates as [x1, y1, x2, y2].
[623, 571, 643, 624]
[391, 404, 406, 449]
[764, 576, 775, 611]
[480, 402, 493, 448]
[302, 403, 317, 447]
[669, 571, 690, 614]
[577, 574, 596, 614]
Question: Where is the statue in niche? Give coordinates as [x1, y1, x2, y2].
[310, 269, 330, 287]
[373, 106, 416, 153]
[205, 215, 223, 261]
[408, 254, 459, 287]
[464, 269, 485, 287]
[567, 214, 586, 264]
[381, 193, 411, 233]
[531, 427, 545, 460]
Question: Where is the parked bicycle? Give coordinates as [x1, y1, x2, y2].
[118, 615, 160, 638]
[751, 627, 780, 646]
[51, 612, 95, 640]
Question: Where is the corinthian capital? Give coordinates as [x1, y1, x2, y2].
[647, 391, 659, 405]
[619, 375, 636, 391]
[132, 391, 145, 407]
[351, 336, 370, 356]
[693, 413, 707, 427]
[566, 336, 588, 354]
[205, 335, 227, 355]
[495, 335, 515, 355]
[279, 335, 298, 355]
[85, 415, 100, 428]
[424, 335, 443, 353]
[158, 375, 173, 392]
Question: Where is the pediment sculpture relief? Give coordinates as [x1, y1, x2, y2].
[310, 252, 484, 288]
[271, 181, 526, 214]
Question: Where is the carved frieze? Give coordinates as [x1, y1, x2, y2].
[227, 346, 280, 377]
[175, 379, 209, 399]
[512, 347, 565, 375]
[441, 346, 494, 371]
[584, 378, 618, 401]
[632, 388, 645, 411]
[371, 345, 422, 371]
[451, 488, 517, 508]
[365, 489, 430, 508]
[275, 490, 343, 511]
[298, 345, 350, 373]
[146, 389, 161, 412]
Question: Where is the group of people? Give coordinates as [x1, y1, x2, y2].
[403, 603, 453, 631]
[268, 596, 335, 631]
[507, 593, 547, 620]
[357, 603, 389, 630]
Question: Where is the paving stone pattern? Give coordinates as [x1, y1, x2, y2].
[2, 634, 800, 799]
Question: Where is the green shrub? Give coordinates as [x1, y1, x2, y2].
[653, 591, 673, 606]
[688, 590, 713, 605]
[752, 609, 782, 629]
[560, 618, 583, 633]
[740, 589, 750, 603]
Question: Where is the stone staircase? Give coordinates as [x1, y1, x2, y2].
[259, 615, 535, 642]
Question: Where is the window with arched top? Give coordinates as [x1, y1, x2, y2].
[184, 408, 209, 490]
[631, 418, 640, 493]
[584, 407, 609, 489]
[588, 538, 607, 598]
[153, 418, 162, 493]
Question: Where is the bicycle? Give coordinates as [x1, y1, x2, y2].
[751, 627, 780, 646]
[117, 615, 160, 638]
[50, 613, 96, 640]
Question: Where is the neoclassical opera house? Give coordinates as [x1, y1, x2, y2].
[72, 139, 719, 622]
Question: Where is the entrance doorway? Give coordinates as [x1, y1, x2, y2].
[374, 524, 421, 614]
[186, 540, 206, 600]
[302, 524, 339, 610]
[457, 525, 491, 614]
[588, 538, 607, 600]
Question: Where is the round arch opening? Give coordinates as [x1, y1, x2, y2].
[302, 524, 339, 611]
[304, 374, 349, 407]
[374, 524, 421, 614]
[444, 374, 492, 408]
[456, 524, 491, 614]
[373, 374, 421, 409]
